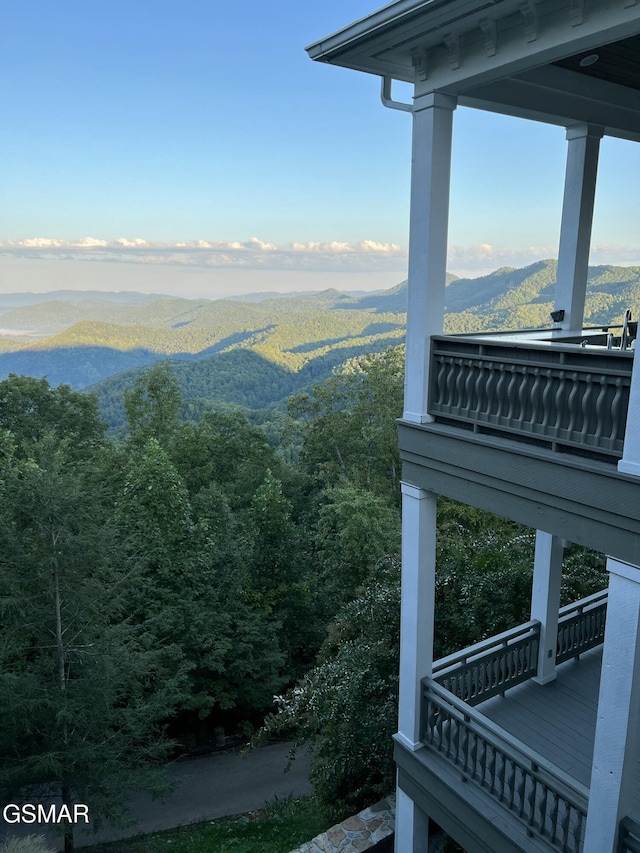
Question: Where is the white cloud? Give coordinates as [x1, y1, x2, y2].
[0, 235, 408, 272]
[357, 240, 403, 254]
[12, 237, 67, 248]
[589, 244, 640, 265]
[3, 237, 640, 278]
[245, 237, 277, 251]
[446, 243, 640, 277]
[72, 237, 108, 248]
[113, 237, 149, 247]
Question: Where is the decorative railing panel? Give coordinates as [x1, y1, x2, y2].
[434, 621, 539, 705]
[556, 590, 607, 665]
[429, 336, 633, 458]
[422, 679, 588, 853]
[619, 816, 640, 853]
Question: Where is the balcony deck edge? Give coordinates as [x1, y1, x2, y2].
[394, 738, 562, 853]
[398, 421, 640, 563]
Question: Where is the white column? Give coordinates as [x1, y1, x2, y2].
[553, 124, 603, 336]
[395, 483, 437, 853]
[397, 483, 438, 748]
[618, 346, 640, 478]
[531, 531, 563, 685]
[403, 92, 457, 422]
[583, 558, 640, 853]
[395, 784, 430, 853]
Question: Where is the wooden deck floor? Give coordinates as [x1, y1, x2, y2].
[479, 647, 602, 788]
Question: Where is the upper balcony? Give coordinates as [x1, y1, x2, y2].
[428, 326, 636, 463]
[398, 326, 640, 564]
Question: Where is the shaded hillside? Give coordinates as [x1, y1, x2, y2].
[90, 333, 405, 431]
[2, 304, 405, 387]
[0, 346, 159, 388]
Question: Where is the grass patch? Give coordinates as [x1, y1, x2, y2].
[83, 796, 328, 853]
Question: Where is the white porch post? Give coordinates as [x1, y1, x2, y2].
[618, 344, 640, 477]
[583, 558, 640, 852]
[531, 531, 563, 685]
[553, 124, 603, 335]
[395, 483, 437, 853]
[403, 92, 457, 422]
[395, 785, 430, 853]
[397, 484, 437, 747]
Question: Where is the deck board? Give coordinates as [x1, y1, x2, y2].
[479, 647, 602, 788]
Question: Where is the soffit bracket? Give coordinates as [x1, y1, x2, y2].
[412, 46, 429, 81]
[479, 18, 498, 57]
[444, 32, 461, 69]
[519, 1, 539, 42]
[569, 0, 585, 26]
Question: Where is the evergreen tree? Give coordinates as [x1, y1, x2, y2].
[0, 439, 181, 852]
[123, 361, 181, 447]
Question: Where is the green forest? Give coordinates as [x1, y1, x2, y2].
[0, 347, 607, 852]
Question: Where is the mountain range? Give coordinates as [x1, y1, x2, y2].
[0, 259, 638, 427]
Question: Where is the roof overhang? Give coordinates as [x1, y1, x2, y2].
[307, 0, 640, 141]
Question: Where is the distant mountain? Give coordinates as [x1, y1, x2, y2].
[1, 261, 640, 427]
[0, 290, 166, 309]
[223, 290, 322, 302]
[443, 260, 640, 332]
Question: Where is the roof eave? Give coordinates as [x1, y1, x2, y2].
[305, 0, 444, 63]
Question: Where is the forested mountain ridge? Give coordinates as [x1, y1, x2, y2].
[1, 261, 639, 419]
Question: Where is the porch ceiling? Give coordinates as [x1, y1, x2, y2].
[553, 33, 640, 91]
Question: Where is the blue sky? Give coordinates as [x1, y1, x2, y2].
[1, 1, 639, 297]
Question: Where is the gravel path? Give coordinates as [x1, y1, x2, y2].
[0, 742, 312, 851]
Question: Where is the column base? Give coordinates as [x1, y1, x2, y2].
[532, 672, 557, 686]
[618, 459, 640, 478]
[395, 731, 423, 752]
[402, 411, 435, 425]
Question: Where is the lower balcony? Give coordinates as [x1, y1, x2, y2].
[394, 592, 640, 853]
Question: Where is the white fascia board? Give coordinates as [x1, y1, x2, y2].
[306, 0, 504, 64]
[305, 0, 434, 60]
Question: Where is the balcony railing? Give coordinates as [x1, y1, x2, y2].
[428, 334, 634, 460]
[433, 591, 607, 704]
[433, 621, 540, 706]
[425, 592, 608, 851]
[556, 590, 607, 664]
[619, 816, 640, 853]
[422, 678, 588, 853]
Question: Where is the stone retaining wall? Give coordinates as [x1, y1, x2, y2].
[288, 796, 395, 853]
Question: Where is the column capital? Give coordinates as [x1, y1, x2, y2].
[607, 557, 640, 583]
[400, 482, 431, 500]
[413, 91, 457, 112]
[565, 123, 605, 141]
